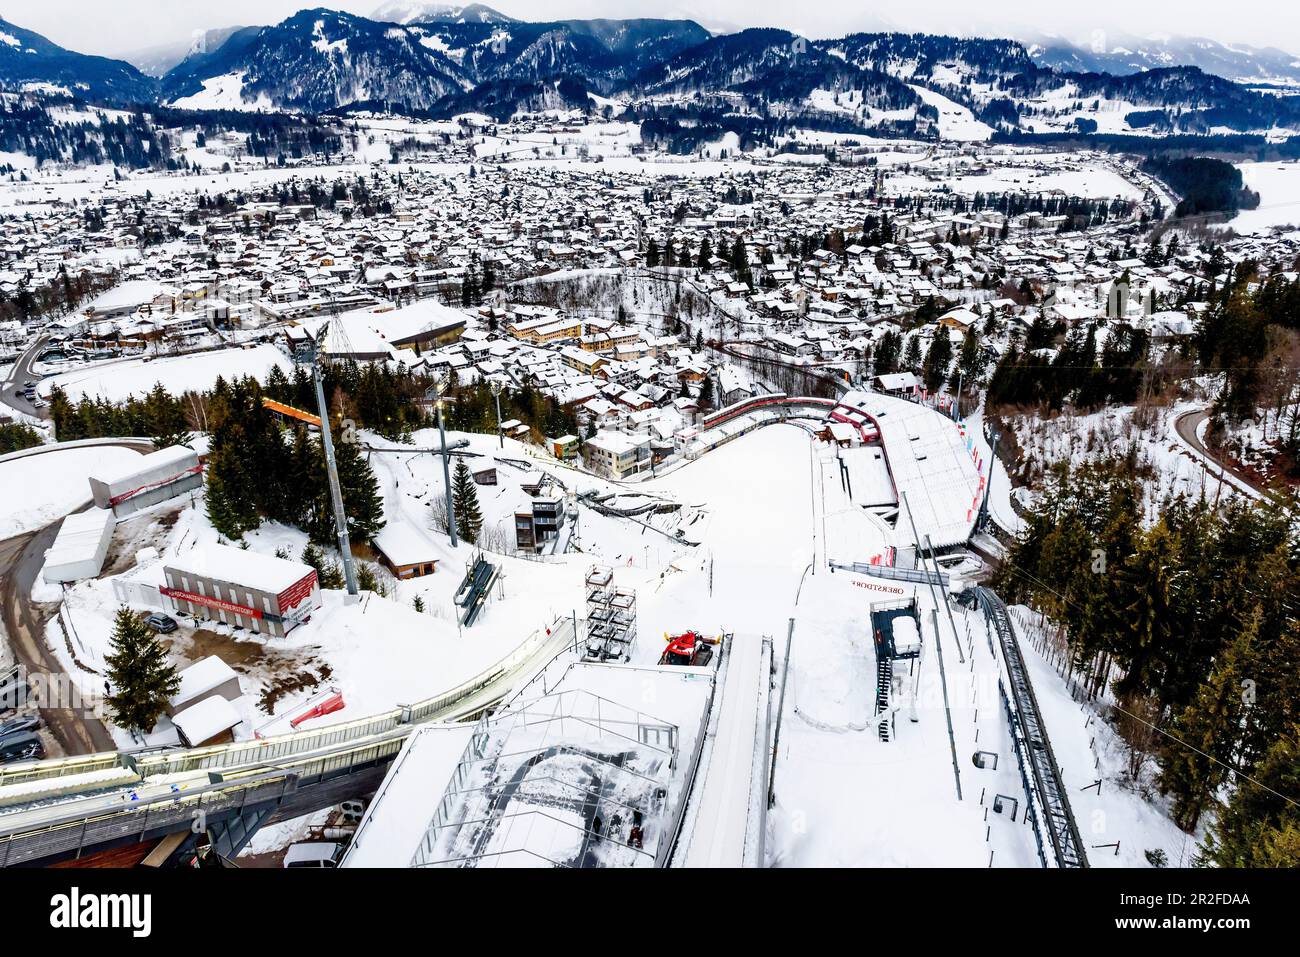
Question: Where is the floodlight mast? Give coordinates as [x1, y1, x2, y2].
[309, 325, 359, 597]
[490, 379, 505, 449]
[429, 378, 458, 548]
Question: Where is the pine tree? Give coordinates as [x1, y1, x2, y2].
[696, 237, 712, 270]
[922, 329, 953, 393]
[953, 327, 986, 395]
[1158, 608, 1260, 831]
[1113, 521, 1181, 704]
[335, 438, 385, 542]
[143, 383, 191, 450]
[357, 562, 387, 596]
[104, 607, 180, 734]
[1201, 726, 1300, 866]
[698, 376, 715, 411]
[307, 438, 384, 545]
[320, 560, 345, 590]
[299, 544, 342, 588]
[452, 458, 483, 544]
[204, 452, 254, 540]
[903, 334, 922, 371]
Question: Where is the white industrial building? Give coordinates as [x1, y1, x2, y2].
[162, 544, 322, 638]
[41, 509, 117, 584]
[87, 444, 203, 517]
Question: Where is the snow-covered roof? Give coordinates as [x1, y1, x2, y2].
[341, 723, 477, 868]
[87, 444, 196, 487]
[172, 695, 241, 746]
[43, 509, 116, 571]
[373, 522, 448, 568]
[166, 543, 314, 593]
[173, 655, 240, 707]
[893, 616, 921, 655]
[875, 372, 920, 391]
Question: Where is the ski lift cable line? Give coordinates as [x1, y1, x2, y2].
[1106, 699, 1300, 814]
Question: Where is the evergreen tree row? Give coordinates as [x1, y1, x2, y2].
[995, 456, 1300, 862]
[203, 375, 384, 545]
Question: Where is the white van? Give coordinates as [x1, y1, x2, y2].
[283, 842, 346, 868]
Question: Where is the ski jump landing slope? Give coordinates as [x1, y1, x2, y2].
[676, 633, 773, 868]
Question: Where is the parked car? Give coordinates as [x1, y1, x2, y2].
[0, 714, 40, 739]
[144, 613, 178, 633]
[0, 731, 44, 764]
[283, 842, 346, 868]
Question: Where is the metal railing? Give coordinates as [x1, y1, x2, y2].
[829, 560, 949, 586]
[0, 618, 579, 853]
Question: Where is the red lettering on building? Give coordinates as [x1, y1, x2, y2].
[851, 580, 907, 596]
[160, 586, 263, 619]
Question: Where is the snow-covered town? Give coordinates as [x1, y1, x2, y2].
[0, 4, 1296, 914]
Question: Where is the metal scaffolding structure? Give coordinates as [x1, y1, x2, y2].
[410, 688, 677, 868]
[583, 565, 637, 662]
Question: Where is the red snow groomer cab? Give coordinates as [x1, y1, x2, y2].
[660, 630, 722, 667]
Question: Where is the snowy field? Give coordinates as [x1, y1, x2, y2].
[0, 444, 142, 539]
[39, 344, 293, 403]
[907, 84, 995, 142]
[1230, 160, 1300, 233]
[886, 155, 1145, 201]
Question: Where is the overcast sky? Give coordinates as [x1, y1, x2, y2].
[6, 0, 1298, 58]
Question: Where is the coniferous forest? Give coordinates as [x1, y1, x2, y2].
[995, 456, 1300, 864]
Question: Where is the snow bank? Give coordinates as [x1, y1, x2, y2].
[42, 345, 292, 403]
[0, 445, 142, 539]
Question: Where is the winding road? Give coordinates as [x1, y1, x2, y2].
[0, 440, 154, 758]
[1173, 407, 1272, 501]
[1, 335, 50, 421]
[0, 523, 116, 756]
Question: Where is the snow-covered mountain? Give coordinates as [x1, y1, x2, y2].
[155, 7, 710, 110]
[160, 9, 470, 113]
[808, 32, 1300, 140]
[124, 27, 254, 79]
[371, 2, 516, 25]
[1025, 31, 1300, 86]
[0, 16, 157, 103]
[401, 15, 712, 92]
[3, 7, 1299, 136]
